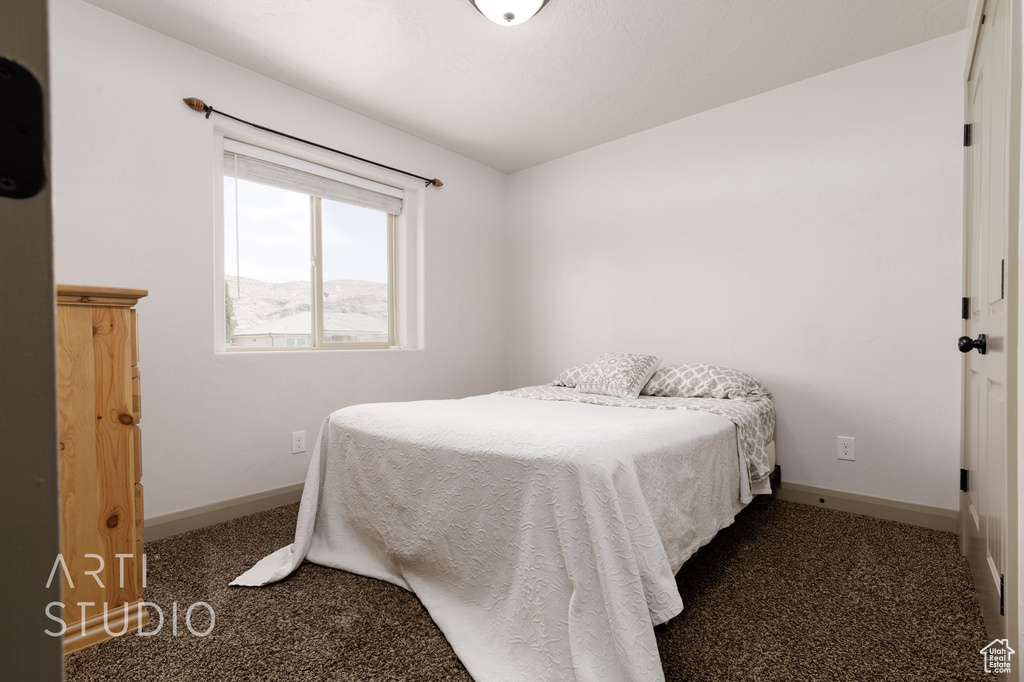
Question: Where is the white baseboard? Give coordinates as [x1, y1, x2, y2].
[774, 482, 958, 533]
[143, 483, 304, 542]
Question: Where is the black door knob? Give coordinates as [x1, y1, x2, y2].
[958, 334, 987, 354]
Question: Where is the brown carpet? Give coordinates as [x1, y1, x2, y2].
[65, 499, 990, 681]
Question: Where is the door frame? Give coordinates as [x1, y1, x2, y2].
[0, 0, 63, 678]
[1012, 0, 1023, 664]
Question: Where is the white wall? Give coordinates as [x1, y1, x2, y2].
[48, 0, 968, 517]
[508, 33, 965, 510]
[49, 0, 509, 517]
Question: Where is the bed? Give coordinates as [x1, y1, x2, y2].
[233, 360, 775, 682]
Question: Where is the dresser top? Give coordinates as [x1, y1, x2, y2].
[57, 285, 148, 307]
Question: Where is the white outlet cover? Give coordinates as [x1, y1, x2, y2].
[291, 430, 306, 454]
[837, 436, 855, 461]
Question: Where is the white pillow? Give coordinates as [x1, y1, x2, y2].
[576, 353, 662, 399]
[552, 363, 591, 388]
[641, 363, 770, 400]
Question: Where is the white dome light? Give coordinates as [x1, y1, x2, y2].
[469, 0, 550, 26]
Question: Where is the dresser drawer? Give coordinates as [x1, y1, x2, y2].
[133, 425, 142, 483]
[136, 539, 145, 596]
[130, 308, 139, 367]
[135, 483, 144, 540]
[131, 367, 141, 422]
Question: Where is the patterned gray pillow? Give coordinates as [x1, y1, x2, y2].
[641, 363, 769, 400]
[552, 363, 591, 388]
[576, 353, 662, 399]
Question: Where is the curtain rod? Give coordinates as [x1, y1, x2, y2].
[182, 97, 443, 188]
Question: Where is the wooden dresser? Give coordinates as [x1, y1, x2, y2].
[56, 285, 149, 653]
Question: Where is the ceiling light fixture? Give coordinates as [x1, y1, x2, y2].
[469, 0, 549, 26]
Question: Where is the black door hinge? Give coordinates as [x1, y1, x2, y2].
[1000, 574, 1004, 615]
[1001, 259, 1005, 299]
[965, 123, 973, 147]
[982, 13, 986, 24]
[962, 297, 970, 320]
[960, 468, 969, 492]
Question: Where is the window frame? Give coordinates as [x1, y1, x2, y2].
[311, 197, 397, 350]
[214, 129, 420, 353]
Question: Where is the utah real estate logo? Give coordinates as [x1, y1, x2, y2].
[980, 639, 1015, 675]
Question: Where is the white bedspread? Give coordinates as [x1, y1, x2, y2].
[233, 394, 757, 681]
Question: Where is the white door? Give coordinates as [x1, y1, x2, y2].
[962, 0, 1014, 647]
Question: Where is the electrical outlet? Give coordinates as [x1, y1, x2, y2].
[291, 430, 306, 454]
[837, 436, 855, 461]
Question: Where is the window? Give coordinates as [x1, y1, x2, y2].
[221, 140, 402, 350]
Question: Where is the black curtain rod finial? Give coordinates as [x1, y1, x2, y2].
[181, 95, 443, 188]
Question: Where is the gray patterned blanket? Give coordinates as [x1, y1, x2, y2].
[496, 385, 775, 491]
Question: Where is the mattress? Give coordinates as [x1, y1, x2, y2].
[234, 393, 775, 681]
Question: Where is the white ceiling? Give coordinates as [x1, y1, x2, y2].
[85, 0, 968, 173]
